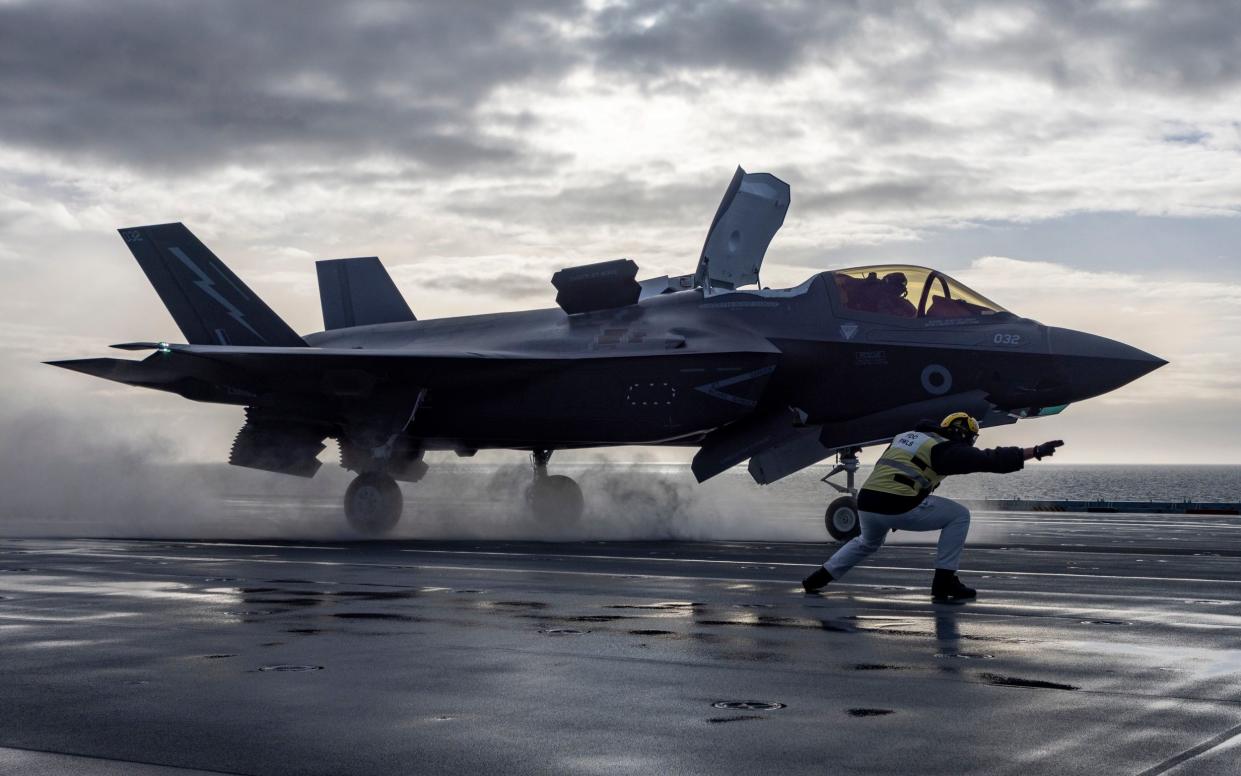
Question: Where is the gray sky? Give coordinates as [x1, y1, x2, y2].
[1, 0, 1239, 464]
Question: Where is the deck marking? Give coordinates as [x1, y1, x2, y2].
[1134, 722, 1241, 776]
[14, 546, 1241, 588]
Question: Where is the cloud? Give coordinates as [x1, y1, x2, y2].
[423, 269, 552, 298]
[1163, 127, 1211, 145]
[582, 0, 1241, 99]
[6, 1, 1240, 181]
[588, 0, 857, 78]
[0, 0, 583, 173]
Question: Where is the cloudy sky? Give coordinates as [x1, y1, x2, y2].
[1, 0, 1239, 465]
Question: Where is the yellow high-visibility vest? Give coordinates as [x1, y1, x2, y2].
[862, 430, 949, 498]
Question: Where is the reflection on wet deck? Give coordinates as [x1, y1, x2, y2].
[3, 513, 1241, 775]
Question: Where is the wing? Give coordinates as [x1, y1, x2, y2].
[741, 393, 1020, 485]
[49, 334, 781, 403]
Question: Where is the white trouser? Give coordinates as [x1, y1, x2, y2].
[824, 495, 971, 579]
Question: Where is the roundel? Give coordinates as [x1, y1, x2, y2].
[921, 364, 952, 395]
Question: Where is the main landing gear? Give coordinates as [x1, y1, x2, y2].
[526, 449, 584, 525]
[339, 435, 426, 538]
[822, 447, 862, 542]
[344, 471, 403, 536]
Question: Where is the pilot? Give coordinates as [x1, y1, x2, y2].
[849, 272, 883, 312]
[876, 272, 916, 318]
[801, 413, 1063, 601]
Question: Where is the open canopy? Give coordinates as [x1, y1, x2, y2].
[831, 265, 1010, 320]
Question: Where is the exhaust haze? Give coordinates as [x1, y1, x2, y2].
[0, 406, 826, 542]
[13, 404, 1231, 546]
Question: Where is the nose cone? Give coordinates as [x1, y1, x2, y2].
[1047, 327, 1167, 401]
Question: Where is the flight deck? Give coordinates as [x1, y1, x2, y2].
[2, 510, 1240, 775]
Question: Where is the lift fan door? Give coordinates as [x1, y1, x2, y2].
[695, 167, 790, 292]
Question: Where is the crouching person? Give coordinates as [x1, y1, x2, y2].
[802, 412, 1062, 601]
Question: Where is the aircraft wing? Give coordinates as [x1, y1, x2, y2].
[741, 392, 1020, 485]
[49, 335, 781, 400]
[690, 390, 1022, 485]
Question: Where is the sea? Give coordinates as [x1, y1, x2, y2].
[530, 463, 1241, 504]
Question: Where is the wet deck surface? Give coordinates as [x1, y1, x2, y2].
[3, 512, 1241, 775]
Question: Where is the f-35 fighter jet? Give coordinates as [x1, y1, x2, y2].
[49, 168, 1165, 537]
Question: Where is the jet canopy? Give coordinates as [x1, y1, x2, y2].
[832, 265, 1010, 320]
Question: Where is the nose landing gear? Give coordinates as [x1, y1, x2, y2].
[525, 449, 584, 525]
[822, 447, 862, 541]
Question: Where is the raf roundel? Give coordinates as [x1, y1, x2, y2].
[920, 364, 952, 395]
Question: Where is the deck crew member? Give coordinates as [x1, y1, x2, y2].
[802, 413, 1063, 601]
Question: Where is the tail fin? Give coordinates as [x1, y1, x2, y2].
[316, 257, 415, 330]
[118, 223, 305, 347]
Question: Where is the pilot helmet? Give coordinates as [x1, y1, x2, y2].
[882, 272, 908, 297]
[939, 412, 980, 445]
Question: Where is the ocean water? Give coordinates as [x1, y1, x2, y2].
[539, 463, 1241, 505]
[775, 464, 1241, 504]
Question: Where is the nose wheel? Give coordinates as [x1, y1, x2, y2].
[526, 449, 584, 525]
[345, 472, 403, 536]
[825, 496, 860, 541]
[822, 447, 862, 541]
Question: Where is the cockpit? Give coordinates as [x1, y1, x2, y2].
[831, 265, 1011, 320]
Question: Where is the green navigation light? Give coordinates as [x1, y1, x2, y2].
[1035, 404, 1068, 417]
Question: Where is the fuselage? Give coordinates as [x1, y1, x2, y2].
[295, 266, 1163, 453]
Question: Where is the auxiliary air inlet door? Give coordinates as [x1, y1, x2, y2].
[694, 167, 791, 292]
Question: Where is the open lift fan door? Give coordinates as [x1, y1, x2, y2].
[695, 167, 790, 291]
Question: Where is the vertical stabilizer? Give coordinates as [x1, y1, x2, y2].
[316, 257, 416, 330]
[118, 223, 305, 347]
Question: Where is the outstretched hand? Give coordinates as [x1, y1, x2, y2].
[1034, 440, 1064, 460]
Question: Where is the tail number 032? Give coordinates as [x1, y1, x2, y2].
[993, 333, 1021, 346]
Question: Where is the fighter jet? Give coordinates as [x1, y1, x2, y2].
[48, 168, 1165, 538]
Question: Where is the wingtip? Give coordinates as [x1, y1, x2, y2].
[44, 358, 101, 374]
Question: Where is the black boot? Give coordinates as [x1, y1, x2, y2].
[931, 568, 976, 601]
[802, 566, 833, 593]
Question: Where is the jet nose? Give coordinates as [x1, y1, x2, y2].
[1047, 327, 1167, 401]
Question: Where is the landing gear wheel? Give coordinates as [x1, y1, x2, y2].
[526, 474, 584, 525]
[345, 472, 403, 536]
[825, 496, 860, 541]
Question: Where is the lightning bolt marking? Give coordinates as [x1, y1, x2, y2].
[168, 246, 266, 344]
